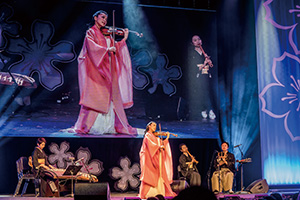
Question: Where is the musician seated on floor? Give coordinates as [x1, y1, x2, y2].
[32, 137, 59, 197]
[178, 143, 201, 186]
[211, 141, 235, 194]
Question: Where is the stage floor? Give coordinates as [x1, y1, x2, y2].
[0, 101, 219, 139]
[0, 192, 138, 200]
[1, 191, 299, 200]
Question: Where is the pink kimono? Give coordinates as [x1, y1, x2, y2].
[139, 132, 175, 198]
[74, 25, 136, 135]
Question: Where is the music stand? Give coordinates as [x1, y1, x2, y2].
[63, 165, 82, 176]
[63, 165, 82, 197]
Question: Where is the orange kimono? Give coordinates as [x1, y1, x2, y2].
[139, 132, 175, 198]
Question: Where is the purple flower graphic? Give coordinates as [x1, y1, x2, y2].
[259, 52, 300, 141]
[131, 49, 152, 90]
[6, 19, 76, 91]
[147, 53, 182, 96]
[0, 3, 21, 48]
[264, 0, 300, 55]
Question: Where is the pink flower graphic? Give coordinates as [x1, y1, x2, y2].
[264, 0, 300, 55]
[259, 52, 300, 141]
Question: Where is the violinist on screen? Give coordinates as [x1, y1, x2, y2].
[139, 121, 176, 199]
[71, 10, 137, 135]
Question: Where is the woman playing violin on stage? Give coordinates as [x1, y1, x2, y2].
[70, 10, 137, 136]
[139, 121, 176, 199]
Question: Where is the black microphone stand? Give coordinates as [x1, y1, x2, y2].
[207, 150, 217, 190]
[81, 160, 93, 183]
[238, 146, 244, 191]
[236, 146, 247, 194]
[217, 152, 222, 193]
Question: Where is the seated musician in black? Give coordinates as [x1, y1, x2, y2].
[179, 143, 201, 186]
[32, 137, 58, 197]
[211, 141, 235, 194]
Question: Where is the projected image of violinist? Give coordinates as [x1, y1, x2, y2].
[139, 121, 176, 199]
[69, 10, 137, 136]
[186, 35, 216, 121]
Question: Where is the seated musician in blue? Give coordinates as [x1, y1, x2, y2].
[32, 137, 58, 197]
[179, 143, 201, 186]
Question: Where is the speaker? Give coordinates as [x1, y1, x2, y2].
[245, 179, 269, 194]
[171, 180, 189, 194]
[74, 182, 110, 200]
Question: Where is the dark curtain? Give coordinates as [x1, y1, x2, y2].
[216, 0, 261, 190]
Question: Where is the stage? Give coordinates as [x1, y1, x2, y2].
[0, 136, 219, 195]
[0, 100, 219, 139]
[2, 190, 300, 200]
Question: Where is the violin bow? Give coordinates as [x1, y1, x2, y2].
[159, 123, 164, 144]
[112, 10, 115, 49]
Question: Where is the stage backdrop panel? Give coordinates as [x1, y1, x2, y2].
[254, 0, 300, 186]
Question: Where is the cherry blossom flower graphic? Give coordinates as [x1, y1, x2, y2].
[48, 141, 74, 168]
[259, 52, 300, 141]
[0, 3, 21, 48]
[263, 0, 300, 55]
[76, 147, 103, 176]
[131, 49, 152, 90]
[147, 53, 182, 96]
[110, 157, 140, 191]
[6, 19, 76, 91]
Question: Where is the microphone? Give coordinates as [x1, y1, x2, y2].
[234, 144, 242, 148]
[74, 157, 84, 164]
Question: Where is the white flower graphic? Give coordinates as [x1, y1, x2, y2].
[48, 141, 74, 168]
[111, 157, 140, 191]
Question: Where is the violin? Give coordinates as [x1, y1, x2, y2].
[154, 131, 178, 137]
[100, 26, 143, 38]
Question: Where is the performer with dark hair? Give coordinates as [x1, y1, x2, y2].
[70, 10, 136, 135]
[178, 143, 201, 186]
[186, 35, 216, 120]
[139, 122, 176, 199]
[32, 138, 56, 172]
[32, 137, 58, 197]
[211, 142, 235, 194]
